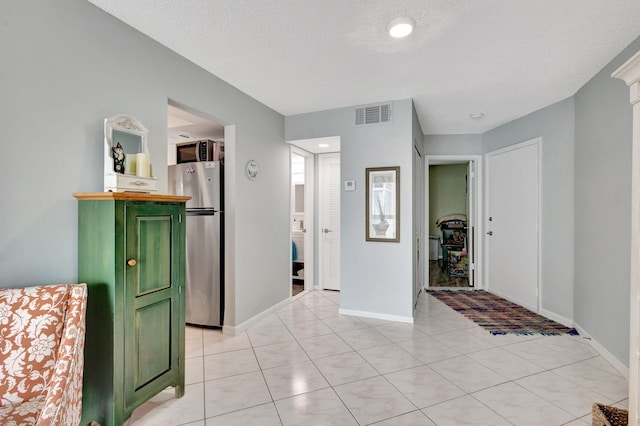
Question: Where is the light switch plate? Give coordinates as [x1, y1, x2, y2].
[344, 180, 355, 191]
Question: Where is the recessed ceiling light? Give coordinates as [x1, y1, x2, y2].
[470, 113, 484, 119]
[318, 143, 329, 148]
[387, 17, 415, 38]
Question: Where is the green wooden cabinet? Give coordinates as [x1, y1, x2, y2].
[75, 193, 190, 426]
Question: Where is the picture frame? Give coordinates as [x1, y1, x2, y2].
[366, 166, 400, 242]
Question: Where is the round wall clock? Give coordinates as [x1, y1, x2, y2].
[246, 160, 259, 180]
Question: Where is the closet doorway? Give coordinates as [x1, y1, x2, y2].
[425, 155, 482, 290]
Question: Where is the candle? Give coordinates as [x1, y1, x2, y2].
[136, 153, 150, 178]
[124, 153, 137, 175]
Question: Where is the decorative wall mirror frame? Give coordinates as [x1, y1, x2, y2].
[103, 114, 158, 193]
[365, 166, 400, 242]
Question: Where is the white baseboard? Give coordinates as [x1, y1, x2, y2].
[573, 322, 629, 379]
[339, 308, 414, 324]
[222, 297, 291, 336]
[540, 308, 574, 329]
[293, 290, 308, 301]
[483, 290, 628, 377]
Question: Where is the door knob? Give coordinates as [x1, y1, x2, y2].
[486, 231, 493, 236]
[323, 228, 332, 233]
[127, 259, 137, 266]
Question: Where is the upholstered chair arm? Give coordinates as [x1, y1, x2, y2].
[36, 284, 87, 426]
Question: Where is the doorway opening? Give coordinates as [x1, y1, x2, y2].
[166, 100, 227, 327]
[425, 155, 482, 290]
[291, 151, 306, 296]
[286, 136, 340, 294]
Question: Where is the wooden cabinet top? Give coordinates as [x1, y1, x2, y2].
[73, 192, 191, 203]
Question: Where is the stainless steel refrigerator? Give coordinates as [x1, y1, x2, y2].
[169, 161, 224, 327]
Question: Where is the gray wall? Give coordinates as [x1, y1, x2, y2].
[482, 97, 576, 322]
[0, 0, 290, 327]
[424, 134, 483, 155]
[428, 165, 468, 236]
[574, 36, 640, 364]
[286, 99, 415, 319]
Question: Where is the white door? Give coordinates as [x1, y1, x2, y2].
[319, 154, 340, 290]
[467, 160, 476, 287]
[301, 152, 314, 291]
[485, 138, 540, 311]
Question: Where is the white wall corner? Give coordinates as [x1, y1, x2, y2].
[339, 308, 414, 324]
[222, 297, 291, 336]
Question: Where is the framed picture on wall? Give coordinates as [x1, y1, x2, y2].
[365, 166, 400, 242]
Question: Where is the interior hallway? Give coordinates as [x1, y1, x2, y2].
[429, 260, 472, 288]
[126, 290, 627, 425]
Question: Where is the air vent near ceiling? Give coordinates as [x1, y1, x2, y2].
[355, 103, 392, 126]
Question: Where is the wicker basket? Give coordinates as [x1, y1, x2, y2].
[592, 403, 628, 426]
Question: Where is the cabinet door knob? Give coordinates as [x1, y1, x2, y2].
[127, 259, 137, 266]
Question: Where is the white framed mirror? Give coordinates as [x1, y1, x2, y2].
[103, 114, 158, 193]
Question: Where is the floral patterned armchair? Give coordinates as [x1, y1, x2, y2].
[0, 284, 88, 426]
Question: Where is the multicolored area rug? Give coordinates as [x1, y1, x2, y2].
[427, 290, 579, 336]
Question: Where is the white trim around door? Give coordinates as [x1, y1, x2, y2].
[290, 146, 315, 293]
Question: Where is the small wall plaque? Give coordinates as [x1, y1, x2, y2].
[246, 160, 259, 180]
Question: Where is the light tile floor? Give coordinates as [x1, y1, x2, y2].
[127, 290, 629, 426]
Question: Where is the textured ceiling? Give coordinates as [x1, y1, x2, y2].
[87, 0, 640, 135]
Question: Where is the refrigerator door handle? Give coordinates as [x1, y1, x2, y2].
[186, 209, 217, 216]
